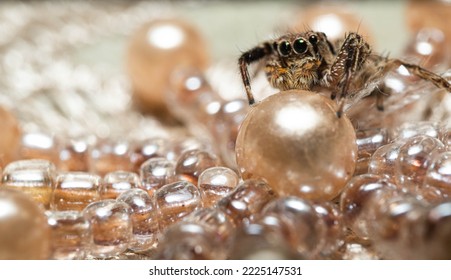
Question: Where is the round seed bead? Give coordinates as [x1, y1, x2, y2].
[197, 166, 239, 207]
[139, 157, 175, 195]
[102, 171, 140, 199]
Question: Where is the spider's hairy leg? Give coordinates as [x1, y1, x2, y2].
[324, 32, 371, 117]
[372, 58, 451, 92]
[239, 42, 273, 105]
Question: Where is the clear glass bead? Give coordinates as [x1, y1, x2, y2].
[421, 201, 451, 259]
[368, 141, 406, 177]
[185, 208, 235, 244]
[227, 223, 301, 260]
[260, 197, 326, 258]
[19, 131, 60, 165]
[355, 128, 389, 175]
[89, 139, 133, 176]
[155, 222, 224, 260]
[217, 179, 276, 227]
[117, 189, 159, 252]
[82, 199, 132, 259]
[51, 172, 102, 211]
[390, 121, 445, 142]
[175, 149, 219, 184]
[46, 210, 91, 260]
[314, 202, 346, 257]
[340, 174, 397, 239]
[130, 138, 169, 172]
[58, 137, 92, 172]
[423, 151, 451, 197]
[154, 180, 202, 230]
[139, 157, 175, 194]
[198, 166, 239, 207]
[395, 135, 445, 192]
[1, 159, 56, 209]
[102, 171, 140, 199]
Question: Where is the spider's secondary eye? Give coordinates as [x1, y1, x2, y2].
[309, 35, 318, 44]
[277, 41, 291, 57]
[293, 38, 308, 54]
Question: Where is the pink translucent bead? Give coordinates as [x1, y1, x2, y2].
[154, 180, 202, 230]
[139, 157, 175, 194]
[423, 151, 451, 197]
[51, 172, 102, 211]
[217, 179, 276, 227]
[117, 189, 159, 252]
[58, 137, 91, 172]
[19, 131, 60, 164]
[355, 128, 389, 175]
[340, 174, 398, 239]
[102, 171, 140, 199]
[368, 141, 406, 177]
[175, 149, 219, 184]
[89, 139, 133, 176]
[228, 223, 301, 260]
[198, 166, 239, 207]
[1, 159, 56, 209]
[82, 200, 132, 258]
[395, 135, 445, 192]
[155, 222, 224, 260]
[260, 197, 326, 258]
[46, 210, 91, 260]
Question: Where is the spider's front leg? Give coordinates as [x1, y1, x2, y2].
[323, 32, 371, 117]
[238, 42, 273, 105]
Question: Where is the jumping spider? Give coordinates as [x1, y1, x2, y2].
[238, 31, 451, 117]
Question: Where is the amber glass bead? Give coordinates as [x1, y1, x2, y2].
[228, 223, 301, 260]
[139, 157, 175, 194]
[89, 139, 133, 177]
[198, 166, 239, 207]
[83, 200, 132, 258]
[155, 222, 224, 260]
[58, 137, 91, 172]
[355, 128, 389, 175]
[46, 210, 91, 260]
[260, 197, 326, 258]
[175, 149, 219, 184]
[117, 189, 159, 252]
[340, 174, 398, 239]
[0, 106, 21, 166]
[19, 131, 60, 164]
[51, 172, 102, 211]
[126, 18, 209, 114]
[102, 171, 140, 199]
[424, 151, 451, 197]
[236, 90, 357, 201]
[0, 189, 51, 259]
[1, 159, 56, 209]
[217, 179, 276, 227]
[395, 135, 445, 192]
[154, 180, 202, 230]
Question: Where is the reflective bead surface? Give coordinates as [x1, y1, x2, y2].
[198, 166, 239, 207]
[102, 171, 140, 199]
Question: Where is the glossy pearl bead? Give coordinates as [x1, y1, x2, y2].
[126, 18, 209, 114]
[0, 189, 51, 259]
[236, 90, 357, 201]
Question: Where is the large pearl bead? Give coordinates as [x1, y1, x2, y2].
[126, 18, 209, 115]
[236, 90, 357, 201]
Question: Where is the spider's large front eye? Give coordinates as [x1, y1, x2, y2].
[309, 35, 318, 44]
[293, 38, 308, 54]
[277, 41, 291, 57]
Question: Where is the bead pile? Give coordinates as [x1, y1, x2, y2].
[1, 0, 451, 260]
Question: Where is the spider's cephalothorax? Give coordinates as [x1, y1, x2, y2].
[238, 31, 451, 117]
